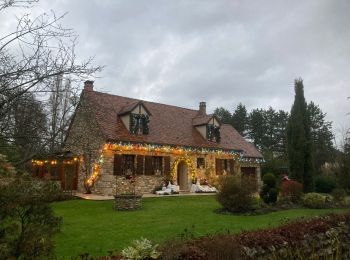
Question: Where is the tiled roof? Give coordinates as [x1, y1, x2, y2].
[83, 89, 263, 158]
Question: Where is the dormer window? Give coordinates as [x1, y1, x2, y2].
[130, 113, 149, 134]
[206, 124, 221, 143]
[193, 102, 221, 143]
[119, 101, 151, 135]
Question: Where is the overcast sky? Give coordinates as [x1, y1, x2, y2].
[3, 0, 350, 143]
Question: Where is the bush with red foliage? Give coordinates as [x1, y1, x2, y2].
[160, 213, 350, 259]
[280, 179, 303, 203]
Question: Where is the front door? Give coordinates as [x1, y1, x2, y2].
[177, 161, 188, 190]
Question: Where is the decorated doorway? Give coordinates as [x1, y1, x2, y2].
[171, 156, 196, 190]
[177, 161, 189, 190]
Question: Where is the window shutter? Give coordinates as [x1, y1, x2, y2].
[228, 159, 235, 174]
[215, 159, 222, 175]
[145, 156, 154, 175]
[136, 155, 144, 175]
[113, 154, 123, 175]
[164, 156, 170, 176]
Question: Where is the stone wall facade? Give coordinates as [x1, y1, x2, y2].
[64, 93, 105, 193]
[87, 148, 262, 196]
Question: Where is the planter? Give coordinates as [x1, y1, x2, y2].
[114, 194, 143, 211]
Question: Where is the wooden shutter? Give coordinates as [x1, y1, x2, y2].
[215, 159, 223, 175]
[113, 154, 123, 175]
[228, 159, 235, 174]
[136, 155, 144, 175]
[164, 156, 170, 176]
[145, 156, 154, 175]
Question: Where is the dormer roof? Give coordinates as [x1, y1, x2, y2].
[118, 101, 152, 116]
[192, 114, 221, 126]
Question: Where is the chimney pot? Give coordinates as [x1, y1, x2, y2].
[199, 101, 206, 116]
[84, 80, 94, 91]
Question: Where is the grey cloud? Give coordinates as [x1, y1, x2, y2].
[5, 0, 350, 140]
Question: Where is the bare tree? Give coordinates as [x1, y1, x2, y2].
[0, 0, 102, 164]
[0, 0, 101, 117]
[46, 76, 79, 152]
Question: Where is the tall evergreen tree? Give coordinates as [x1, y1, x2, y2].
[307, 102, 335, 174]
[287, 79, 314, 191]
[213, 107, 232, 125]
[338, 134, 350, 192]
[232, 103, 248, 137]
[247, 108, 265, 149]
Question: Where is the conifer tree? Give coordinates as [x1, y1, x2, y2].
[287, 78, 314, 192]
[232, 103, 248, 137]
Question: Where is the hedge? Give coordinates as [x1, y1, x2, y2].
[162, 212, 350, 259]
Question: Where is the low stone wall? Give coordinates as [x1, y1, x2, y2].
[114, 194, 143, 211]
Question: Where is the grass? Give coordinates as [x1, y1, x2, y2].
[53, 195, 348, 257]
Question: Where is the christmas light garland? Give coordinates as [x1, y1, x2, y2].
[31, 157, 79, 166]
[85, 153, 104, 187]
[170, 156, 196, 182]
[103, 142, 242, 158]
[240, 157, 265, 163]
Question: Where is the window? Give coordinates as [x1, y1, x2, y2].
[197, 158, 205, 169]
[145, 156, 163, 175]
[223, 159, 230, 172]
[130, 113, 150, 135]
[153, 156, 163, 175]
[123, 155, 135, 175]
[216, 159, 233, 175]
[215, 159, 223, 175]
[114, 155, 136, 176]
[206, 124, 221, 142]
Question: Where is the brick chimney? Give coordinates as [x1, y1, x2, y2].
[199, 102, 206, 116]
[84, 80, 94, 91]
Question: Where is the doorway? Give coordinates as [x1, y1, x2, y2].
[177, 161, 189, 190]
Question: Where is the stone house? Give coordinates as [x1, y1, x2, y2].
[64, 81, 263, 196]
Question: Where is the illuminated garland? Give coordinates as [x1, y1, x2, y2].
[170, 156, 196, 182]
[85, 153, 104, 188]
[31, 157, 79, 166]
[104, 142, 242, 158]
[86, 164, 100, 186]
[240, 157, 265, 164]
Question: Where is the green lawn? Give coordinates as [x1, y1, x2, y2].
[53, 196, 348, 257]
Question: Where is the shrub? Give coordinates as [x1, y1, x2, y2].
[268, 188, 278, 203]
[159, 213, 350, 259]
[217, 175, 257, 213]
[314, 175, 337, 193]
[0, 175, 62, 259]
[302, 192, 326, 209]
[260, 173, 278, 204]
[281, 180, 303, 203]
[332, 188, 347, 202]
[262, 173, 276, 188]
[0, 154, 16, 177]
[121, 237, 160, 260]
